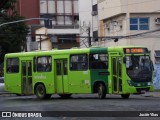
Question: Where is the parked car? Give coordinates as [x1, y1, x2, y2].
[0, 77, 4, 92]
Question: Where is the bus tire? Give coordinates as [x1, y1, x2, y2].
[121, 94, 130, 99]
[97, 83, 106, 99]
[59, 94, 72, 99]
[35, 84, 48, 99]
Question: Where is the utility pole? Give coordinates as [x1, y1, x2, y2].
[88, 27, 91, 47]
[39, 35, 42, 50]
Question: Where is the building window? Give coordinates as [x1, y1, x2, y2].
[155, 51, 160, 64]
[92, 4, 98, 16]
[70, 54, 88, 71]
[130, 18, 149, 30]
[92, 4, 98, 12]
[93, 31, 98, 41]
[7, 58, 19, 73]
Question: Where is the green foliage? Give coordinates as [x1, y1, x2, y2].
[0, 0, 29, 63]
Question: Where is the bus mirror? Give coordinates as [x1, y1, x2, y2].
[123, 57, 126, 63]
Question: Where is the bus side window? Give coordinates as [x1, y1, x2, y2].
[45, 64, 51, 71]
[33, 57, 37, 72]
[37, 56, 52, 72]
[89, 54, 108, 69]
[7, 58, 19, 73]
[70, 54, 88, 71]
[37, 63, 44, 72]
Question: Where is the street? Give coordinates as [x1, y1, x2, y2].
[0, 93, 160, 120]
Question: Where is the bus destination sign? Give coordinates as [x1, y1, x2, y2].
[124, 48, 148, 54]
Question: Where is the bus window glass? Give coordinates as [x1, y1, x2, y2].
[56, 61, 61, 75]
[89, 54, 108, 69]
[118, 58, 122, 77]
[37, 56, 52, 72]
[63, 60, 68, 75]
[70, 54, 88, 71]
[33, 57, 37, 72]
[126, 56, 152, 82]
[113, 58, 116, 75]
[22, 62, 26, 76]
[7, 58, 19, 73]
[28, 62, 32, 76]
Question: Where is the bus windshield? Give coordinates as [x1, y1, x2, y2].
[126, 55, 152, 82]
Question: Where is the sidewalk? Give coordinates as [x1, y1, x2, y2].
[141, 91, 160, 98]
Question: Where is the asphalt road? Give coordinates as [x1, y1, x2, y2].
[0, 94, 160, 120]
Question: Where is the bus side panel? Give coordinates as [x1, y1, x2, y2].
[5, 73, 22, 94]
[33, 72, 55, 94]
[90, 70, 109, 93]
[68, 71, 91, 93]
[4, 57, 22, 94]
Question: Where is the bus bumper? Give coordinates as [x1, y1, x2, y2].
[124, 85, 154, 94]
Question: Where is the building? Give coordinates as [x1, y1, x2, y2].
[38, 0, 80, 50]
[15, 0, 80, 50]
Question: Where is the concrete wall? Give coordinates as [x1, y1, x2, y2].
[98, 0, 160, 20]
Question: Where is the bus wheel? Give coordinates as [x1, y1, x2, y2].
[97, 83, 106, 99]
[35, 84, 47, 99]
[59, 94, 72, 99]
[121, 94, 130, 99]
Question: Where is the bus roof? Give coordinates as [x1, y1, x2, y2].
[5, 46, 147, 58]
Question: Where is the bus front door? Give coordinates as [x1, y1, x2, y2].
[55, 59, 68, 93]
[112, 57, 122, 93]
[22, 61, 33, 94]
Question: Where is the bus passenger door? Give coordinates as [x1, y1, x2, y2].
[55, 59, 68, 93]
[22, 61, 33, 94]
[112, 57, 122, 93]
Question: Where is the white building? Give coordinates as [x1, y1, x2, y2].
[36, 0, 80, 50]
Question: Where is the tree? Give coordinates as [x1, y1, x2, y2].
[0, 0, 29, 64]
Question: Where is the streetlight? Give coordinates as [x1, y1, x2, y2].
[0, 18, 52, 27]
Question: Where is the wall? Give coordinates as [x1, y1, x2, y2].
[98, 0, 122, 20]
[16, 0, 40, 25]
[98, 0, 160, 21]
[154, 64, 160, 89]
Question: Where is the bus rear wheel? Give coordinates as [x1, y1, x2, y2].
[121, 94, 130, 99]
[35, 84, 51, 99]
[97, 83, 106, 99]
[59, 94, 72, 99]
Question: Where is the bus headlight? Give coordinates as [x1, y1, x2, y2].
[147, 82, 152, 86]
[127, 80, 132, 86]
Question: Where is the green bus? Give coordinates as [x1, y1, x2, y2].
[4, 46, 154, 99]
